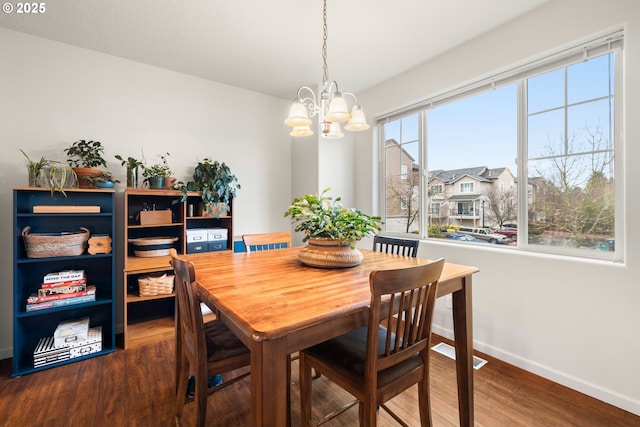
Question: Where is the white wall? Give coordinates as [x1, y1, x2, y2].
[0, 28, 292, 357]
[354, 0, 640, 416]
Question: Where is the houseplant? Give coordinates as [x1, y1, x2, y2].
[64, 140, 107, 188]
[82, 170, 120, 188]
[19, 149, 51, 187]
[284, 188, 382, 268]
[177, 157, 240, 217]
[115, 154, 145, 187]
[142, 153, 172, 189]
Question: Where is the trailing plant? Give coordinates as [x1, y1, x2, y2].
[41, 164, 77, 196]
[64, 140, 107, 168]
[284, 188, 382, 249]
[177, 157, 240, 215]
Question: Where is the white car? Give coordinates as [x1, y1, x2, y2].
[457, 227, 509, 244]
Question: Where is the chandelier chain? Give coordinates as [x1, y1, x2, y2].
[321, 0, 328, 85]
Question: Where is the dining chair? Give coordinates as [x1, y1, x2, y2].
[242, 231, 291, 252]
[170, 249, 251, 427]
[372, 235, 420, 258]
[299, 258, 445, 427]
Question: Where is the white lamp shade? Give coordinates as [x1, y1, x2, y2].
[323, 122, 344, 139]
[324, 95, 351, 123]
[344, 106, 370, 131]
[285, 102, 312, 127]
[290, 125, 314, 137]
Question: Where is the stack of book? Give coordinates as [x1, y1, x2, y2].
[26, 270, 96, 312]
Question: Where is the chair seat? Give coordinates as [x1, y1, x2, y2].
[204, 320, 249, 363]
[304, 325, 422, 388]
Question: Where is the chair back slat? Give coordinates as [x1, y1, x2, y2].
[372, 236, 419, 258]
[368, 259, 444, 373]
[243, 232, 291, 252]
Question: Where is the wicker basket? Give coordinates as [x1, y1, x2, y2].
[138, 274, 175, 297]
[22, 226, 90, 258]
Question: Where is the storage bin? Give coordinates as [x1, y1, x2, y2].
[187, 242, 208, 254]
[208, 241, 227, 252]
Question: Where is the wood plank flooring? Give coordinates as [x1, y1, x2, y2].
[0, 334, 637, 427]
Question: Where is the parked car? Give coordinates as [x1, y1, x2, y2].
[444, 232, 489, 244]
[457, 227, 509, 244]
[494, 227, 517, 240]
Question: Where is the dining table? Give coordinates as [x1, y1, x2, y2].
[187, 246, 479, 427]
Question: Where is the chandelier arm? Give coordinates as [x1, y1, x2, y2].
[342, 92, 360, 106]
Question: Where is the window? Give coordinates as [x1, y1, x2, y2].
[379, 30, 623, 260]
[460, 182, 475, 193]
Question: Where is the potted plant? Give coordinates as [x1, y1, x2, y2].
[115, 154, 145, 188]
[82, 170, 120, 189]
[19, 149, 51, 187]
[142, 153, 172, 189]
[284, 188, 382, 268]
[177, 157, 240, 217]
[64, 140, 107, 188]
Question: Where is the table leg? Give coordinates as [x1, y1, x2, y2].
[250, 337, 289, 427]
[451, 274, 474, 427]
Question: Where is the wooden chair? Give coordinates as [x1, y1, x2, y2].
[170, 249, 251, 427]
[299, 258, 445, 427]
[242, 231, 291, 252]
[372, 235, 420, 258]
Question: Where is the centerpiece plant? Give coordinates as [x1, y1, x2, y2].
[285, 188, 382, 268]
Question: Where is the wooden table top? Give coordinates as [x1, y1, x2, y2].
[187, 247, 479, 341]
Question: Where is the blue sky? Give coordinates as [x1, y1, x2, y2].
[384, 52, 614, 179]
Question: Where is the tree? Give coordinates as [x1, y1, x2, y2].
[483, 187, 517, 229]
[386, 168, 421, 233]
[532, 123, 614, 246]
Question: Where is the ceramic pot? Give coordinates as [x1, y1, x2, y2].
[297, 238, 363, 268]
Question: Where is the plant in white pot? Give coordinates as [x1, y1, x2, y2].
[177, 158, 240, 218]
[284, 188, 382, 268]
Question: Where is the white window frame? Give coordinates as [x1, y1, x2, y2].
[377, 29, 624, 262]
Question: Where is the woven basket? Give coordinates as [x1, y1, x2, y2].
[297, 237, 363, 268]
[22, 226, 90, 258]
[128, 236, 178, 257]
[138, 274, 175, 297]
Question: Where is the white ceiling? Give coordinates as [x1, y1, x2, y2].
[0, 0, 549, 100]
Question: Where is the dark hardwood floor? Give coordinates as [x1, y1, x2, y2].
[0, 334, 637, 427]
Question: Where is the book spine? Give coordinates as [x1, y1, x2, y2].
[29, 286, 96, 304]
[26, 294, 96, 312]
[40, 277, 87, 289]
[43, 270, 85, 284]
[39, 283, 87, 296]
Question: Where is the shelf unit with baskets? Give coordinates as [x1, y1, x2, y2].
[12, 187, 116, 377]
[122, 188, 233, 348]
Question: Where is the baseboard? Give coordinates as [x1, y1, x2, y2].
[431, 325, 640, 417]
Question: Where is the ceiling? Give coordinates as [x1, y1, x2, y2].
[0, 0, 549, 100]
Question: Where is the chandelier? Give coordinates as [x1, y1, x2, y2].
[284, 0, 369, 139]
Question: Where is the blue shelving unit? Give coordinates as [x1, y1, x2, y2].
[12, 187, 116, 376]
